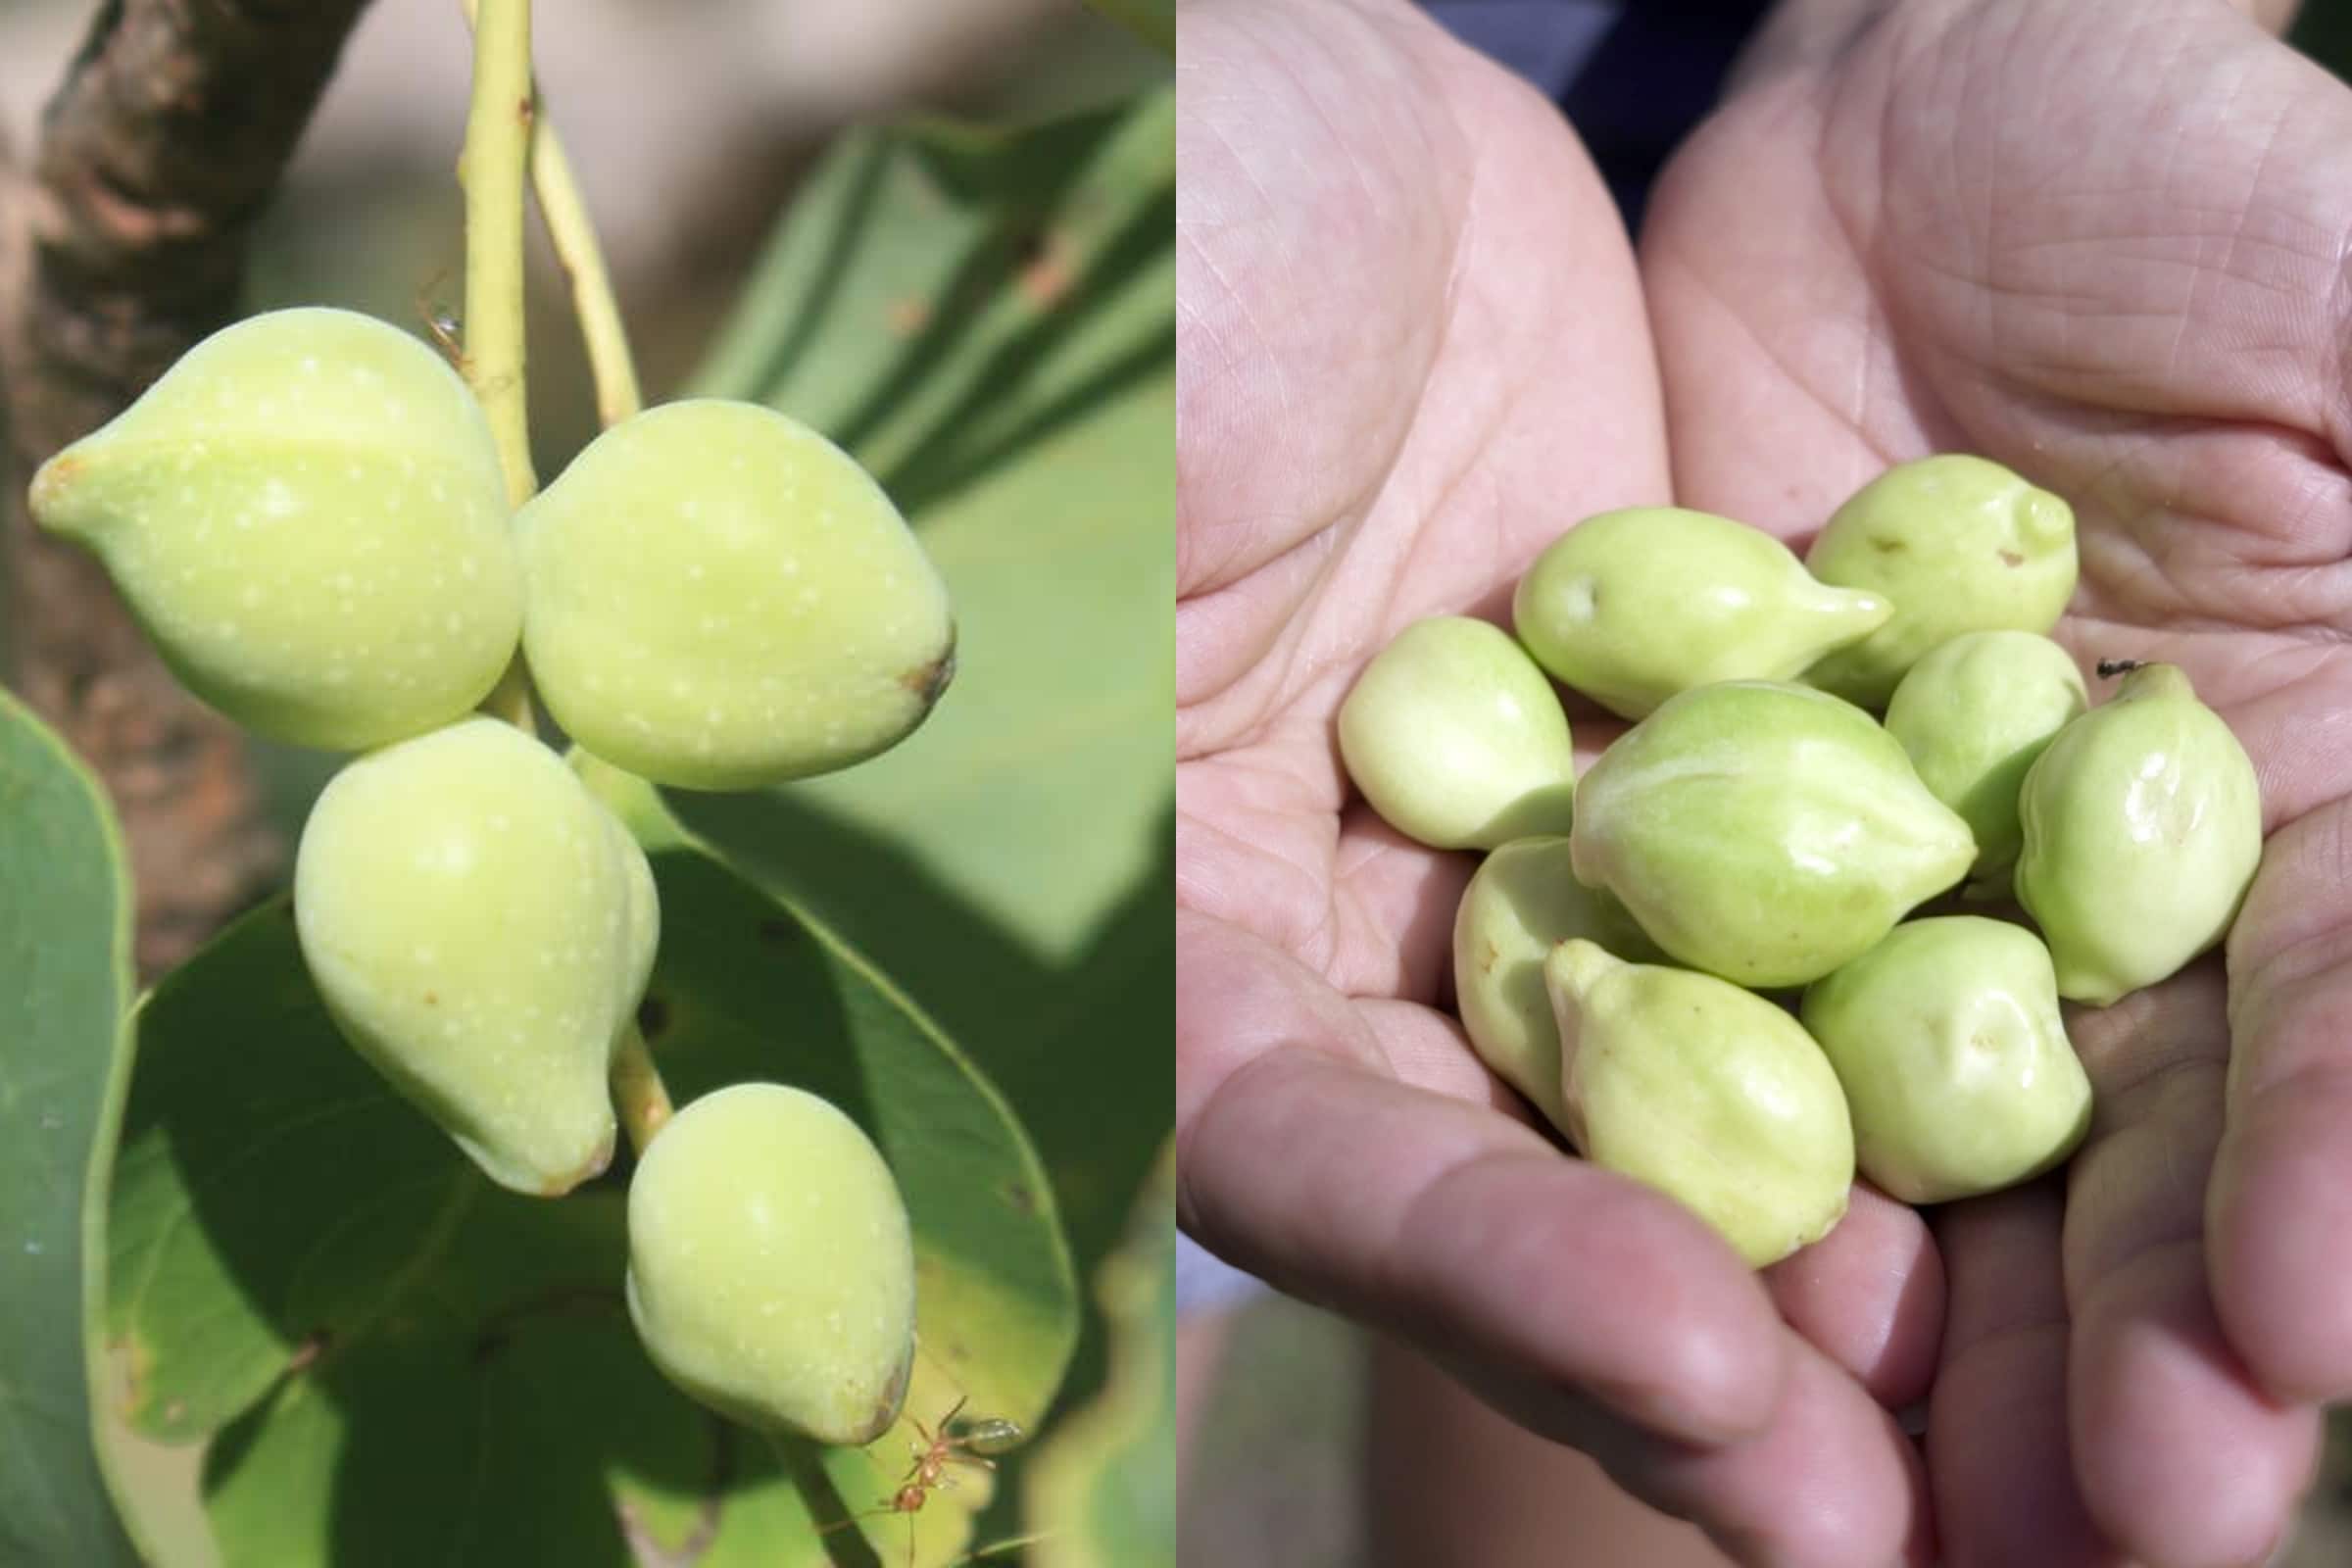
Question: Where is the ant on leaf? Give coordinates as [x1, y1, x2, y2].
[815, 1396, 1025, 1568]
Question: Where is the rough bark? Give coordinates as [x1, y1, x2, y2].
[2, 0, 373, 975]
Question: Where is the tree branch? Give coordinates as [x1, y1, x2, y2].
[1, 0, 374, 975]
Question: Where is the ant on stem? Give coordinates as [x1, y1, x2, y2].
[815, 1396, 1024, 1567]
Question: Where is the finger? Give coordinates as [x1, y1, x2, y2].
[2063, 967, 2321, 1567]
[1366, 1338, 1733, 1568]
[1540, 1336, 1934, 1568]
[1764, 1184, 1945, 1409]
[1178, 909, 1789, 1446]
[1929, 1182, 2120, 1568]
[2210, 799, 2352, 1400]
[1417, 1330, 1935, 1568]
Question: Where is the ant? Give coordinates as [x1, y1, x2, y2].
[816, 1396, 1024, 1566]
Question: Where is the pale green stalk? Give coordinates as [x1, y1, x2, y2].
[460, 0, 536, 504]
[609, 1022, 673, 1156]
[461, 0, 643, 426]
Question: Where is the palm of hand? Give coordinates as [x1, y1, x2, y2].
[1182, 0, 2352, 1563]
[1183, 5, 1933, 1563]
[1646, 2, 2352, 1559]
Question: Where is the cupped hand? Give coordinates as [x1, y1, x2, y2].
[1177, 2, 1939, 1562]
[1644, 1, 2352, 1561]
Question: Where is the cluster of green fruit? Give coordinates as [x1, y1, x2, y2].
[31, 306, 952, 1446]
[1339, 457, 2264, 1264]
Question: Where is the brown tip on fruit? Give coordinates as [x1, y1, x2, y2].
[854, 1344, 917, 1444]
[27, 453, 83, 524]
[904, 646, 956, 708]
[544, 1128, 617, 1196]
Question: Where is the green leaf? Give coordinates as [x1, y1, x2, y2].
[0, 688, 145, 1567]
[104, 840, 1076, 1564]
[1026, 1139, 1174, 1568]
[677, 87, 1175, 1307]
[1084, 0, 1174, 55]
[691, 91, 1173, 525]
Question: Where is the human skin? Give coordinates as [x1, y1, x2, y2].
[1178, 0, 2352, 1564]
[1646, 0, 2347, 1560]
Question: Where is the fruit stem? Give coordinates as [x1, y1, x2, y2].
[460, 0, 537, 507]
[611, 1021, 674, 1155]
[459, 0, 642, 427]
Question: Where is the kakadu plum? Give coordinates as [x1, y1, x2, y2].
[2015, 663, 2263, 1005]
[625, 1082, 918, 1447]
[1512, 506, 1890, 718]
[29, 308, 522, 749]
[294, 718, 658, 1196]
[515, 400, 956, 790]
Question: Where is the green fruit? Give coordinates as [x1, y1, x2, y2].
[1451, 837, 1664, 1129]
[626, 1082, 916, 1446]
[28, 307, 521, 749]
[1803, 455, 2078, 708]
[516, 399, 955, 790]
[2015, 663, 2262, 1005]
[1512, 506, 1891, 717]
[1569, 681, 1976, 988]
[1883, 631, 2087, 893]
[1337, 616, 1577, 851]
[294, 717, 658, 1196]
[1800, 917, 2092, 1203]
[1545, 941, 1852, 1266]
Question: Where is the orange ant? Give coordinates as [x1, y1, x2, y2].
[816, 1396, 1024, 1566]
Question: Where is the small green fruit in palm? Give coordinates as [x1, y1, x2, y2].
[1512, 506, 1891, 717]
[1337, 616, 1577, 851]
[1545, 941, 1853, 1267]
[28, 307, 521, 749]
[1883, 630, 2087, 893]
[2015, 662, 2263, 1005]
[1801, 917, 2091, 1203]
[516, 400, 956, 790]
[294, 717, 658, 1196]
[1803, 455, 2078, 708]
[1451, 836, 1662, 1129]
[1569, 681, 1976, 988]
[626, 1082, 917, 1447]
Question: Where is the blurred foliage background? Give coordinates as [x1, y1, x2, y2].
[0, 0, 1169, 1563]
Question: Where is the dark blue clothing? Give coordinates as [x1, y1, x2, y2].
[1423, 0, 1772, 229]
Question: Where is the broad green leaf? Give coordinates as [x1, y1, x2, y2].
[1027, 1140, 1174, 1568]
[692, 90, 1174, 541]
[1086, 0, 1174, 54]
[0, 688, 146, 1567]
[104, 839, 1075, 1565]
[203, 1190, 978, 1568]
[676, 88, 1175, 1302]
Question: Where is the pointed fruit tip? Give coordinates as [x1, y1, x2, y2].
[27, 450, 86, 531]
[2015, 484, 2075, 547]
[2115, 662, 2194, 705]
[1544, 937, 1622, 1004]
[533, 1126, 617, 1198]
